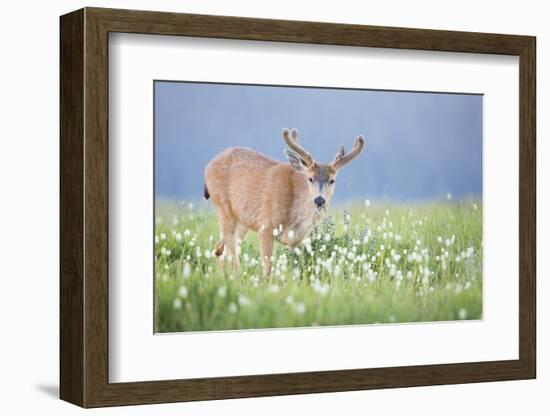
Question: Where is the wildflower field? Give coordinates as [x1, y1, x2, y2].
[155, 200, 482, 333]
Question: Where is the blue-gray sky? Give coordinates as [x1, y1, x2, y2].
[155, 81, 482, 202]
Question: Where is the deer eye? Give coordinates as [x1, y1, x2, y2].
[329, 179, 335, 185]
[308, 178, 314, 183]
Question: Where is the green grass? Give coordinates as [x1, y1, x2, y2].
[155, 199, 482, 332]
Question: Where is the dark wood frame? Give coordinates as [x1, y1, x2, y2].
[60, 7, 536, 408]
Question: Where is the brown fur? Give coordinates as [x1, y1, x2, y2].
[204, 129, 365, 277]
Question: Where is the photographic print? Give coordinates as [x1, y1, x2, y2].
[154, 81, 482, 333]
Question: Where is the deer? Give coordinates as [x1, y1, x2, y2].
[203, 128, 365, 277]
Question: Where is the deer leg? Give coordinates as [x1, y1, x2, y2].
[235, 224, 248, 244]
[212, 212, 225, 271]
[233, 224, 249, 273]
[213, 206, 238, 276]
[223, 230, 238, 276]
[214, 239, 225, 257]
[259, 231, 274, 278]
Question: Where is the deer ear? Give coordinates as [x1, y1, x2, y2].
[284, 149, 307, 172]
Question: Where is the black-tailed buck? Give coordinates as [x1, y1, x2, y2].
[204, 128, 365, 276]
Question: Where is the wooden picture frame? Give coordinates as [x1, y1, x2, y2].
[60, 7, 536, 408]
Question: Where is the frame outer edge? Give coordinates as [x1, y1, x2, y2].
[519, 36, 536, 377]
[60, 8, 86, 407]
[85, 6, 532, 55]
[61, 7, 537, 407]
[82, 6, 111, 408]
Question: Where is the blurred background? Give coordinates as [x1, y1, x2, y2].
[154, 81, 482, 202]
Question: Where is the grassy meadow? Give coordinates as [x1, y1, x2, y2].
[154, 199, 482, 332]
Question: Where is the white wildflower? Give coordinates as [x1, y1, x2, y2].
[178, 286, 188, 298]
[293, 302, 306, 315]
[228, 302, 238, 314]
[183, 262, 191, 278]
[367, 269, 377, 283]
[217, 286, 227, 298]
[238, 294, 251, 306]
[458, 308, 468, 320]
[269, 284, 280, 294]
[313, 282, 330, 296]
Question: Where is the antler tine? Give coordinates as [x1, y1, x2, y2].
[332, 144, 345, 164]
[332, 135, 365, 169]
[282, 128, 313, 166]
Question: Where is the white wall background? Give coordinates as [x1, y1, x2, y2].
[0, 0, 545, 414]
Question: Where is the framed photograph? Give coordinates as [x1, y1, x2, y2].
[60, 7, 536, 407]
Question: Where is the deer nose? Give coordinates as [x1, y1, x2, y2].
[314, 196, 326, 208]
